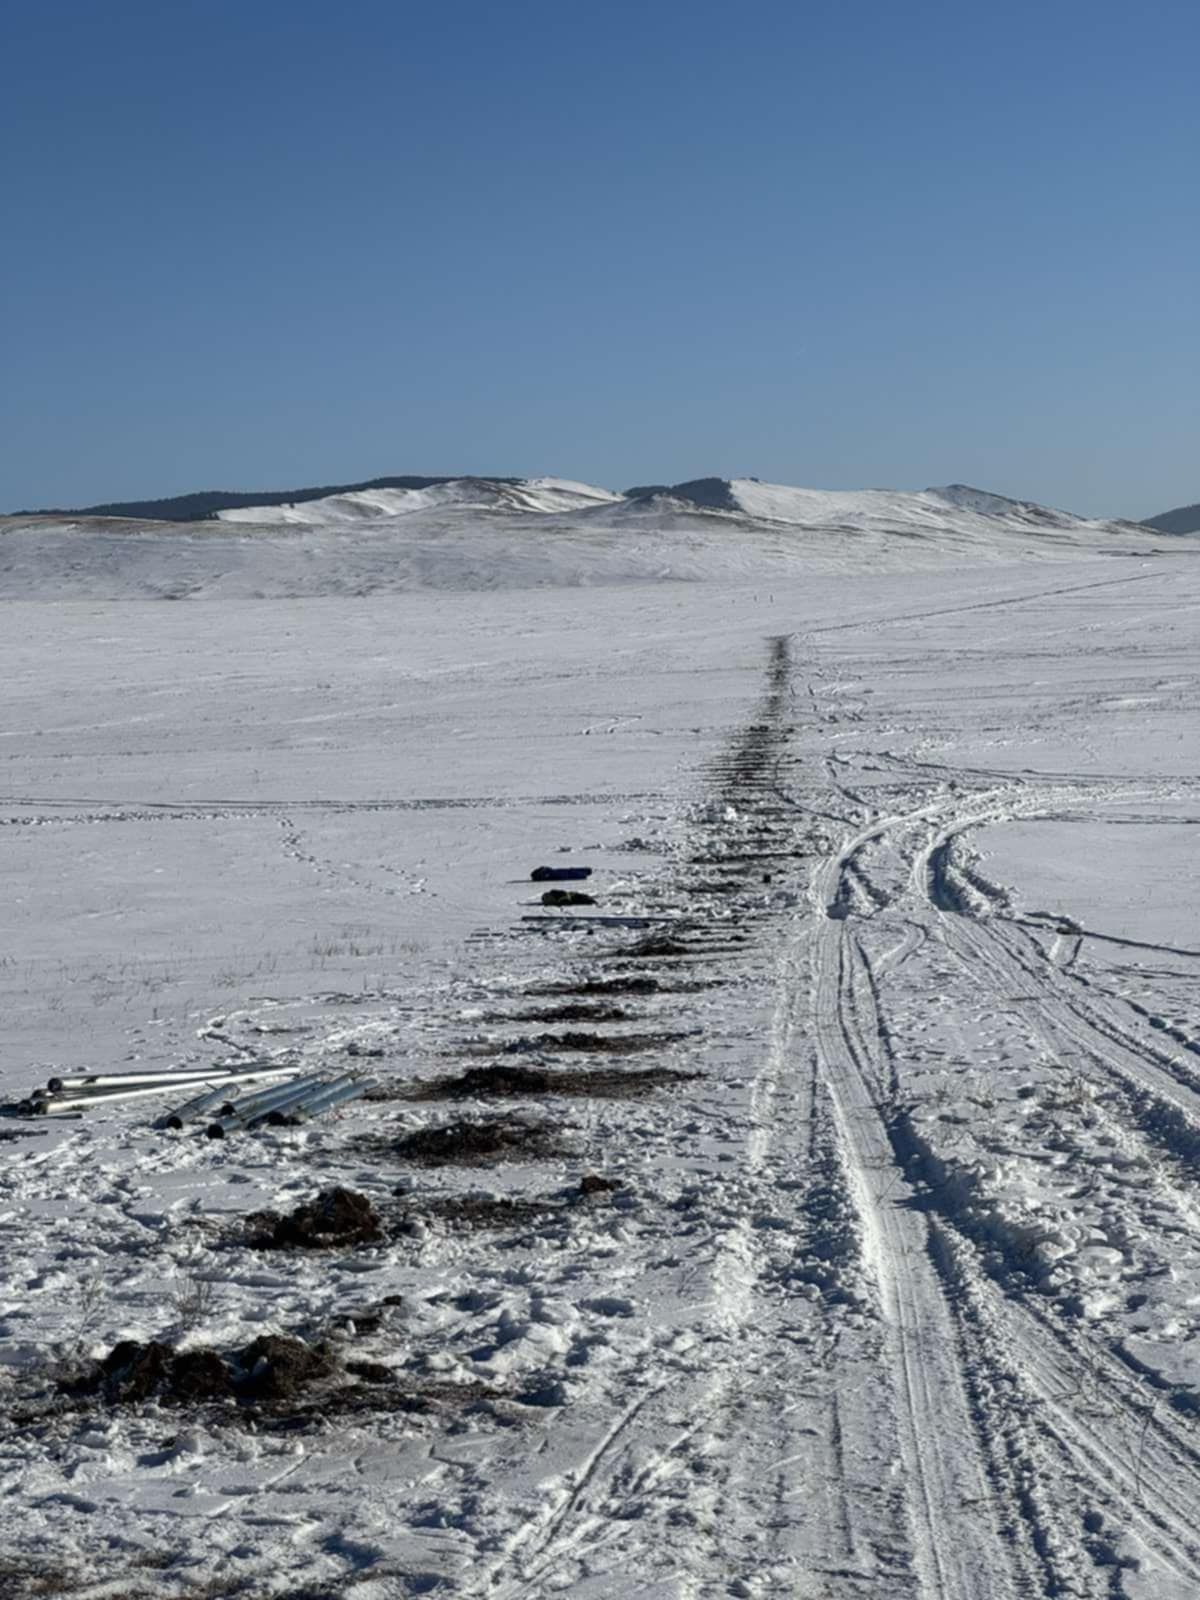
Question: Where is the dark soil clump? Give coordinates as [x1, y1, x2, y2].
[494, 1002, 633, 1023]
[529, 1029, 686, 1054]
[467, 1029, 687, 1057]
[65, 1334, 334, 1407]
[170, 1348, 235, 1401]
[345, 1359, 395, 1384]
[421, 1063, 556, 1096]
[578, 1172, 622, 1197]
[245, 1186, 383, 1250]
[411, 1063, 698, 1100]
[94, 1339, 174, 1403]
[390, 1117, 562, 1166]
[239, 1335, 335, 1400]
[37, 1332, 501, 1433]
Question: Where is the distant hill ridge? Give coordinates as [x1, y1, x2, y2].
[1142, 503, 1200, 535]
[26, 473, 733, 522]
[16, 475, 522, 523]
[15, 471, 1166, 529]
[2, 473, 1160, 603]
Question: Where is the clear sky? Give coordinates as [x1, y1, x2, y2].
[3, 0, 1197, 518]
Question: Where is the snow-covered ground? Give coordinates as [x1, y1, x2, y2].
[1, 488, 1199, 1599]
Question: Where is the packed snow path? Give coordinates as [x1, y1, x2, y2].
[0, 553, 1198, 1599]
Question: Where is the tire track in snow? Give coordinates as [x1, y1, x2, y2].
[810, 824, 1022, 1600]
[917, 820, 1200, 1211]
[896, 804, 1200, 1586]
[807, 569, 1169, 639]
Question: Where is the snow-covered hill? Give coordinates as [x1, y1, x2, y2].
[214, 475, 623, 525]
[1143, 499, 1200, 535]
[625, 476, 1123, 535]
[0, 474, 1163, 601]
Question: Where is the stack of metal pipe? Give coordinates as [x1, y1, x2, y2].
[16, 1062, 300, 1119]
[204, 1072, 375, 1138]
[12, 1061, 376, 1133]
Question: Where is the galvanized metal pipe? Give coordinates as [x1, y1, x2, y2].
[206, 1075, 346, 1139]
[26, 1068, 299, 1116]
[213, 1073, 329, 1120]
[47, 1063, 297, 1094]
[266, 1076, 374, 1124]
[26, 1081, 249, 1115]
[156, 1082, 242, 1131]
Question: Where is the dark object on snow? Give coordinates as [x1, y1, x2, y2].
[391, 1117, 561, 1165]
[531, 865, 593, 882]
[500, 1002, 631, 1023]
[502, 1029, 685, 1055]
[170, 1348, 236, 1401]
[246, 1186, 383, 1249]
[441, 1064, 556, 1095]
[64, 1337, 328, 1405]
[345, 1359, 394, 1385]
[541, 888, 596, 906]
[239, 1334, 335, 1400]
[93, 1340, 174, 1402]
[413, 1062, 696, 1100]
[578, 1173, 622, 1197]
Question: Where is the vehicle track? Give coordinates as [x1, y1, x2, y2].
[810, 823, 1022, 1600]
[834, 780, 1200, 1588]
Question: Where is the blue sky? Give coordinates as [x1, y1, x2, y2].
[3, 0, 1196, 517]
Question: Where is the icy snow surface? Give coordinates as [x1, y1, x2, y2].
[1, 485, 1199, 1599]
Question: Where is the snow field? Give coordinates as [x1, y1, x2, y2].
[0, 543, 1198, 1597]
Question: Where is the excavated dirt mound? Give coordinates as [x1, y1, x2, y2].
[20, 1332, 502, 1433]
[578, 1172, 623, 1196]
[411, 1063, 698, 1100]
[515, 1029, 687, 1054]
[65, 1334, 333, 1407]
[389, 1117, 563, 1166]
[466, 1029, 689, 1057]
[169, 1348, 235, 1402]
[245, 1186, 383, 1249]
[490, 1003, 633, 1023]
[239, 1334, 335, 1400]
